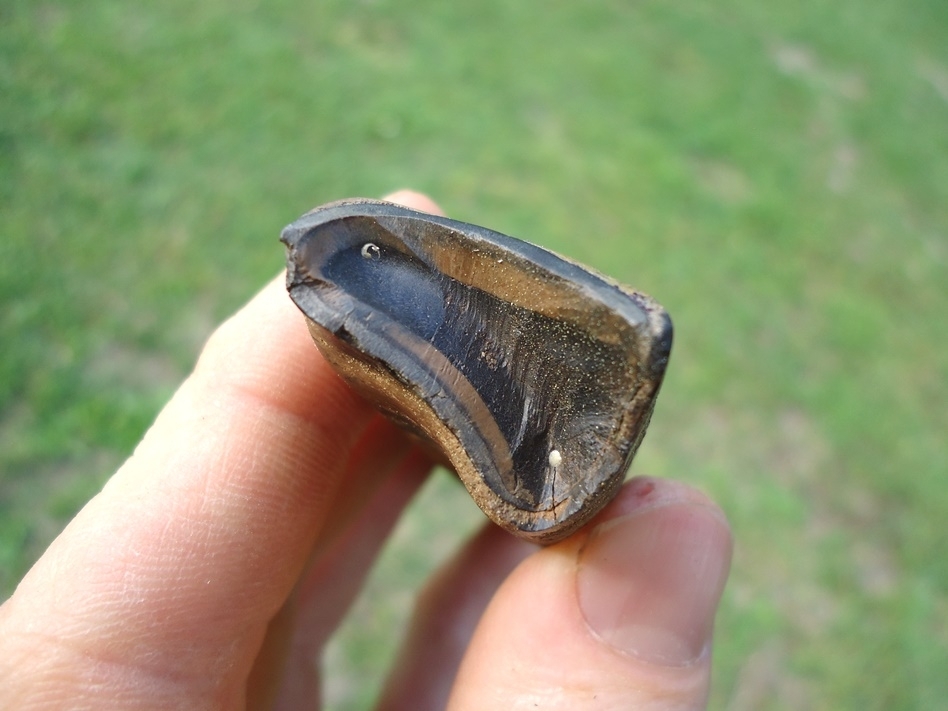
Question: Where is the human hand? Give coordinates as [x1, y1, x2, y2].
[0, 191, 732, 710]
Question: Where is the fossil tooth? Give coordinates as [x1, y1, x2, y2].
[281, 199, 672, 544]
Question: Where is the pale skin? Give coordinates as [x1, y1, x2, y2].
[0, 191, 733, 710]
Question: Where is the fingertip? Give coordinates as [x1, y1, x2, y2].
[382, 189, 445, 216]
[591, 476, 730, 526]
[576, 479, 732, 666]
[447, 478, 732, 710]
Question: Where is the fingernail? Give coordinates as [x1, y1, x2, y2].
[577, 501, 731, 665]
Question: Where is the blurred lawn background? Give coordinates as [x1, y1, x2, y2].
[2, 0, 946, 708]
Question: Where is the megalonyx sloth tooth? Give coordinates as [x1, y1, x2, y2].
[281, 198, 672, 544]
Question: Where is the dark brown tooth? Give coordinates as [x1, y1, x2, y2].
[281, 198, 672, 544]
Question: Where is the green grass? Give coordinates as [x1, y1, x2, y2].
[2, 0, 946, 708]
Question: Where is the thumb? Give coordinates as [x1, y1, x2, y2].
[447, 477, 732, 710]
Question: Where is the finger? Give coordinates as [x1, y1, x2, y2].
[375, 524, 537, 711]
[0, 191, 443, 709]
[1, 272, 362, 709]
[252, 443, 431, 711]
[447, 477, 733, 711]
[382, 189, 444, 216]
[257, 190, 449, 709]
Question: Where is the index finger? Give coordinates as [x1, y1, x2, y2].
[0, 196, 436, 704]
